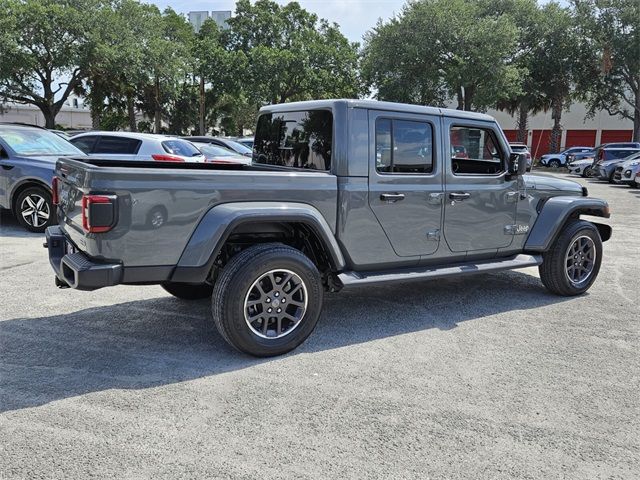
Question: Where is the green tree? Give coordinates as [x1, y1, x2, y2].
[0, 0, 102, 128]
[574, 0, 640, 141]
[361, 0, 523, 111]
[227, 0, 361, 105]
[528, 3, 585, 152]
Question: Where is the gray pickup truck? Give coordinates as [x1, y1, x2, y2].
[45, 100, 612, 357]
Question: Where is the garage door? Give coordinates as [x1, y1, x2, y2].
[531, 130, 552, 158]
[565, 130, 596, 148]
[601, 130, 633, 144]
[503, 129, 519, 142]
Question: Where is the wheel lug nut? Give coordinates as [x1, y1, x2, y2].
[266, 298, 271, 303]
[281, 298, 286, 303]
[277, 308, 281, 313]
[267, 307, 272, 313]
[274, 292, 279, 297]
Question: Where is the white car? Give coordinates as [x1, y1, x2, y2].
[191, 142, 252, 165]
[567, 158, 595, 177]
[70, 132, 206, 163]
[612, 152, 640, 187]
[539, 146, 593, 167]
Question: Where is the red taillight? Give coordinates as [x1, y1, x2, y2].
[82, 194, 115, 233]
[152, 154, 184, 162]
[205, 158, 242, 164]
[52, 176, 59, 205]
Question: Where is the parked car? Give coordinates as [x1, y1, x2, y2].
[509, 143, 532, 171]
[191, 142, 252, 165]
[594, 148, 640, 182]
[592, 142, 640, 166]
[612, 152, 640, 187]
[566, 149, 595, 164]
[182, 136, 253, 157]
[46, 99, 611, 357]
[568, 158, 595, 177]
[0, 124, 85, 232]
[70, 132, 206, 163]
[539, 146, 593, 168]
[235, 136, 254, 149]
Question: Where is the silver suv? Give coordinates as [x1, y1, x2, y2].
[70, 132, 205, 163]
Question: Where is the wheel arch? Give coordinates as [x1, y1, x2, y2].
[170, 202, 346, 284]
[524, 196, 611, 252]
[10, 178, 52, 211]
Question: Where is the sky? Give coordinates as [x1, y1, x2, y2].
[149, 0, 407, 43]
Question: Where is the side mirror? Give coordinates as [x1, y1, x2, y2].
[508, 152, 527, 176]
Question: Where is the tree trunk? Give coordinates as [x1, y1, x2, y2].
[550, 96, 563, 153]
[199, 76, 206, 135]
[127, 94, 137, 132]
[456, 87, 464, 110]
[90, 101, 102, 130]
[463, 86, 475, 111]
[516, 103, 528, 143]
[154, 76, 161, 133]
[39, 101, 57, 129]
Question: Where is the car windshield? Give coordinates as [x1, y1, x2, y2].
[0, 126, 84, 156]
[223, 139, 252, 154]
[162, 139, 202, 157]
[194, 143, 237, 157]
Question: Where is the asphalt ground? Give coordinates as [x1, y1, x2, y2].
[1, 171, 638, 479]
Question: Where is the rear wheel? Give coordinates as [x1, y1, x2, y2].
[211, 243, 323, 357]
[539, 220, 602, 296]
[581, 166, 593, 177]
[548, 159, 561, 168]
[161, 282, 213, 300]
[14, 186, 55, 233]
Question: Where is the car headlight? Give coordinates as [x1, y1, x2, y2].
[629, 161, 640, 166]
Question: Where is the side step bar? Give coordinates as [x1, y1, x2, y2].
[337, 254, 542, 288]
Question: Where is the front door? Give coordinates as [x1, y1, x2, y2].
[368, 110, 443, 257]
[443, 120, 518, 252]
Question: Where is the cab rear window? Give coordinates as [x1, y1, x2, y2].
[253, 110, 332, 170]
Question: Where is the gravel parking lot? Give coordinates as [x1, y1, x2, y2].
[1, 171, 638, 479]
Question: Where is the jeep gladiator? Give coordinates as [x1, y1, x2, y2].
[45, 100, 612, 356]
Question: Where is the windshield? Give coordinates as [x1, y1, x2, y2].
[224, 139, 252, 155]
[162, 139, 203, 157]
[0, 126, 84, 156]
[194, 143, 238, 157]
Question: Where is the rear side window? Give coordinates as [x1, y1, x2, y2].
[253, 110, 332, 170]
[162, 139, 202, 157]
[93, 136, 141, 154]
[376, 118, 434, 174]
[70, 136, 98, 153]
[606, 150, 639, 160]
[450, 126, 504, 175]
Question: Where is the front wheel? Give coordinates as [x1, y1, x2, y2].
[548, 159, 561, 168]
[211, 243, 323, 357]
[581, 166, 593, 178]
[539, 220, 603, 296]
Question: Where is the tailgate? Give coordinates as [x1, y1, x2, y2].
[56, 159, 88, 230]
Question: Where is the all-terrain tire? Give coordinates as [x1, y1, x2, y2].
[161, 282, 213, 300]
[539, 219, 603, 296]
[211, 243, 323, 357]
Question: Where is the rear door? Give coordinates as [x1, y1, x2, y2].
[91, 136, 142, 161]
[443, 119, 518, 253]
[367, 110, 443, 257]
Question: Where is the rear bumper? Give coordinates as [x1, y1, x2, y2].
[45, 226, 123, 290]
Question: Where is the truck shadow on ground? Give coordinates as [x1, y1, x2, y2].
[1, 270, 572, 413]
[0, 209, 42, 238]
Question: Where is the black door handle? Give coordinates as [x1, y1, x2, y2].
[380, 193, 405, 202]
[449, 192, 471, 201]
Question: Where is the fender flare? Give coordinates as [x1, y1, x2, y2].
[524, 196, 611, 252]
[170, 202, 346, 283]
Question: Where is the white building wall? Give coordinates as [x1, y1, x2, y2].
[1, 102, 92, 129]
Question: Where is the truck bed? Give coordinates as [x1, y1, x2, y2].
[55, 157, 338, 269]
